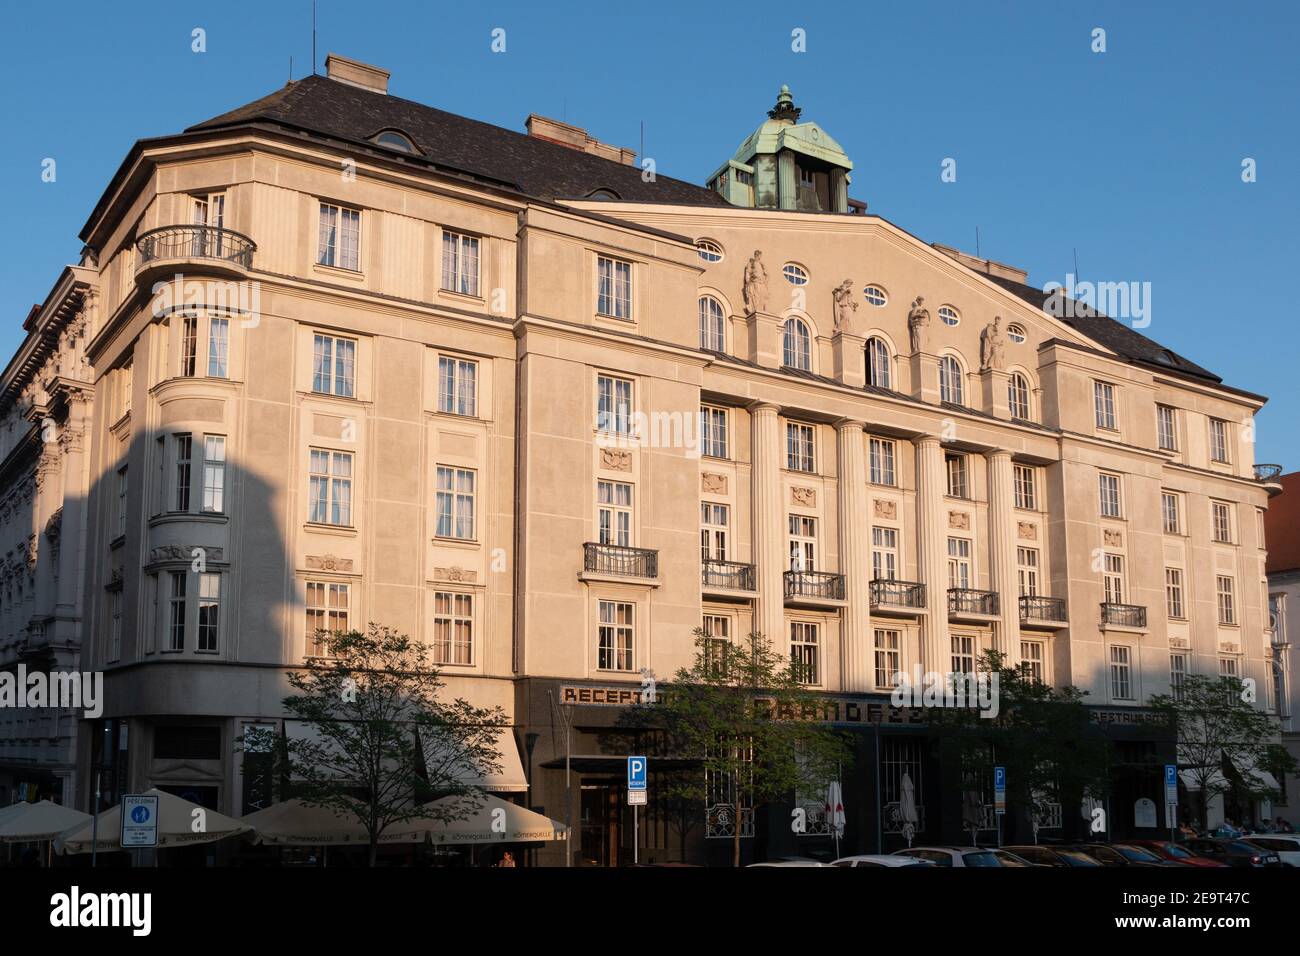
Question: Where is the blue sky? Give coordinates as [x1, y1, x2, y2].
[2, 0, 1296, 464]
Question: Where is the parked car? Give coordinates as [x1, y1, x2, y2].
[989, 849, 1038, 867]
[891, 846, 1005, 867]
[1183, 838, 1283, 868]
[747, 857, 829, 867]
[1126, 839, 1229, 868]
[1066, 843, 1172, 867]
[832, 854, 936, 867]
[1002, 844, 1104, 867]
[1237, 835, 1300, 867]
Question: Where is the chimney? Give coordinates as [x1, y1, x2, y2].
[525, 114, 636, 166]
[324, 53, 390, 94]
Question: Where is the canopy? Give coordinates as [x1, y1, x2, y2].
[241, 799, 429, 846]
[0, 800, 92, 843]
[420, 793, 568, 845]
[56, 788, 250, 854]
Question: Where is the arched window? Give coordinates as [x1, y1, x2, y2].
[696, 239, 724, 263]
[939, 355, 964, 405]
[783, 263, 809, 286]
[783, 318, 812, 371]
[863, 285, 888, 307]
[938, 305, 960, 327]
[372, 129, 417, 153]
[1008, 372, 1031, 420]
[866, 336, 892, 389]
[699, 296, 726, 352]
[1006, 322, 1026, 344]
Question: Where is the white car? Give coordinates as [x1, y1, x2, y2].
[832, 854, 936, 867]
[747, 858, 829, 867]
[1243, 834, 1300, 866]
[891, 846, 1005, 867]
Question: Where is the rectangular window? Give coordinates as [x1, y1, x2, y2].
[433, 592, 474, 665]
[1103, 553, 1125, 605]
[596, 374, 633, 435]
[207, 317, 229, 378]
[872, 526, 898, 581]
[1157, 405, 1178, 451]
[309, 449, 354, 526]
[1166, 568, 1185, 619]
[1209, 418, 1230, 463]
[700, 406, 729, 459]
[945, 453, 968, 499]
[312, 333, 357, 397]
[116, 465, 129, 537]
[700, 502, 728, 561]
[174, 434, 192, 512]
[180, 315, 198, 377]
[786, 422, 815, 473]
[1217, 576, 1236, 625]
[318, 202, 360, 271]
[435, 466, 476, 540]
[305, 581, 349, 657]
[791, 621, 819, 685]
[1013, 464, 1037, 510]
[1098, 473, 1121, 518]
[1017, 547, 1040, 597]
[598, 600, 634, 671]
[869, 438, 896, 486]
[596, 256, 632, 319]
[874, 628, 901, 690]
[597, 480, 633, 547]
[437, 356, 478, 417]
[951, 633, 975, 676]
[440, 231, 481, 297]
[108, 590, 122, 663]
[1220, 657, 1239, 704]
[1211, 501, 1233, 543]
[1170, 653, 1188, 701]
[1021, 641, 1045, 682]
[202, 436, 225, 513]
[197, 573, 220, 652]
[788, 515, 817, 573]
[1094, 381, 1117, 430]
[1110, 645, 1133, 700]
[947, 537, 972, 590]
[702, 614, 730, 675]
[1162, 492, 1181, 534]
[167, 571, 187, 652]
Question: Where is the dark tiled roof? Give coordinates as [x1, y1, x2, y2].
[981, 273, 1222, 384]
[189, 74, 729, 207]
[1265, 472, 1300, 574]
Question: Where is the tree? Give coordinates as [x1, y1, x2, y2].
[931, 650, 1112, 842]
[243, 624, 506, 865]
[1150, 674, 1290, 829]
[619, 630, 853, 867]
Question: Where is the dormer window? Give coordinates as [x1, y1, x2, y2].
[587, 188, 621, 200]
[371, 129, 417, 153]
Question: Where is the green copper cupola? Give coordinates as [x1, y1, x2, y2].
[709, 85, 854, 212]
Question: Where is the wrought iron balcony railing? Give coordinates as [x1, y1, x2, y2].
[1255, 463, 1283, 482]
[1019, 594, 1067, 623]
[870, 578, 927, 609]
[784, 570, 846, 601]
[136, 225, 256, 269]
[701, 559, 755, 591]
[583, 542, 658, 579]
[1101, 602, 1147, 628]
[948, 587, 1000, 616]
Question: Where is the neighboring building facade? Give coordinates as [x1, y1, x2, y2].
[0, 269, 97, 806]
[2, 55, 1282, 860]
[1265, 470, 1299, 825]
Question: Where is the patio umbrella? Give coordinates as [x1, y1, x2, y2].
[241, 799, 430, 846]
[825, 781, 845, 857]
[899, 773, 919, 847]
[55, 788, 250, 854]
[0, 800, 92, 843]
[417, 793, 568, 845]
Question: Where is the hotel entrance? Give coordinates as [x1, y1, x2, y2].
[578, 782, 623, 866]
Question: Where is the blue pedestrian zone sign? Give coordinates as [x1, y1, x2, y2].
[627, 756, 647, 791]
[121, 794, 160, 848]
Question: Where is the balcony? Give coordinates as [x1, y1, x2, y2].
[582, 542, 658, 580]
[135, 225, 256, 284]
[701, 559, 755, 596]
[1019, 595, 1068, 629]
[1101, 602, 1147, 629]
[870, 578, 927, 616]
[1255, 463, 1284, 496]
[784, 570, 846, 605]
[948, 587, 1000, 618]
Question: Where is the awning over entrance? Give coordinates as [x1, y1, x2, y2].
[419, 793, 568, 845]
[0, 801, 92, 843]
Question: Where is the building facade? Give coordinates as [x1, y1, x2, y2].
[1, 55, 1282, 861]
[1265, 471, 1299, 825]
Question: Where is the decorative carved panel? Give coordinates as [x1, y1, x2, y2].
[948, 511, 970, 531]
[791, 486, 816, 507]
[434, 565, 478, 584]
[1017, 521, 1037, 540]
[1103, 529, 1123, 547]
[701, 472, 728, 495]
[873, 499, 897, 520]
[600, 448, 632, 472]
[306, 553, 354, 572]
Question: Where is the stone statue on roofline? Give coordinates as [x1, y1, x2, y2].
[832, 279, 859, 333]
[907, 296, 930, 353]
[980, 315, 1007, 371]
[742, 250, 769, 314]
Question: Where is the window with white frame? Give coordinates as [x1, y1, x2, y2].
[947, 537, 972, 590]
[174, 434, 192, 512]
[116, 465, 128, 536]
[695, 239, 724, 263]
[441, 231, 481, 296]
[202, 436, 225, 513]
[869, 437, 896, 486]
[596, 374, 633, 435]
[702, 614, 730, 675]
[197, 573, 220, 652]
[108, 590, 122, 663]
[1219, 657, 1240, 703]
[192, 192, 225, 251]
[435, 466, 476, 540]
[1170, 653, 1188, 701]
[790, 621, 819, 685]
[945, 453, 968, 499]
[598, 600, 634, 671]
[180, 315, 198, 377]
[309, 448, 354, 526]
[783, 318, 812, 371]
[1211, 500, 1233, 543]
[1017, 547, 1040, 597]
[938, 305, 960, 327]
[1166, 568, 1185, 618]
[872, 526, 898, 581]
[1020, 641, 1045, 682]
[866, 337, 892, 389]
[1008, 372, 1031, 420]
[1103, 554, 1125, 605]
[1209, 418, 1231, 463]
[1109, 645, 1133, 700]
[1006, 323, 1026, 344]
[1217, 575, 1237, 625]
[783, 262, 808, 285]
[700, 501, 728, 561]
[597, 480, 633, 547]
[874, 628, 901, 689]
[1161, 492, 1181, 534]
[1098, 472, 1121, 518]
[597, 256, 632, 319]
[312, 333, 357, 397]
[1157, 405, 1178, 451]
[700, 405, 729, 458]
[699, 296, 726, 351]
[788, 515, 817, 572]
[433, 591, 474, 665]
[305, 581, 350, 657]
[167, 571, 187, 652]
[786, 422, 815, 473]
[437, 356, 478, 417]
[939, 355, 964, 405]
[951, 633, 975, 676]
[1094, 381, 1118, 430]
[1014, 464, 1037, 510]
[317, 202, 361, 271]
[863, 285, 888, 307]
[207, 317, 229, 378]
